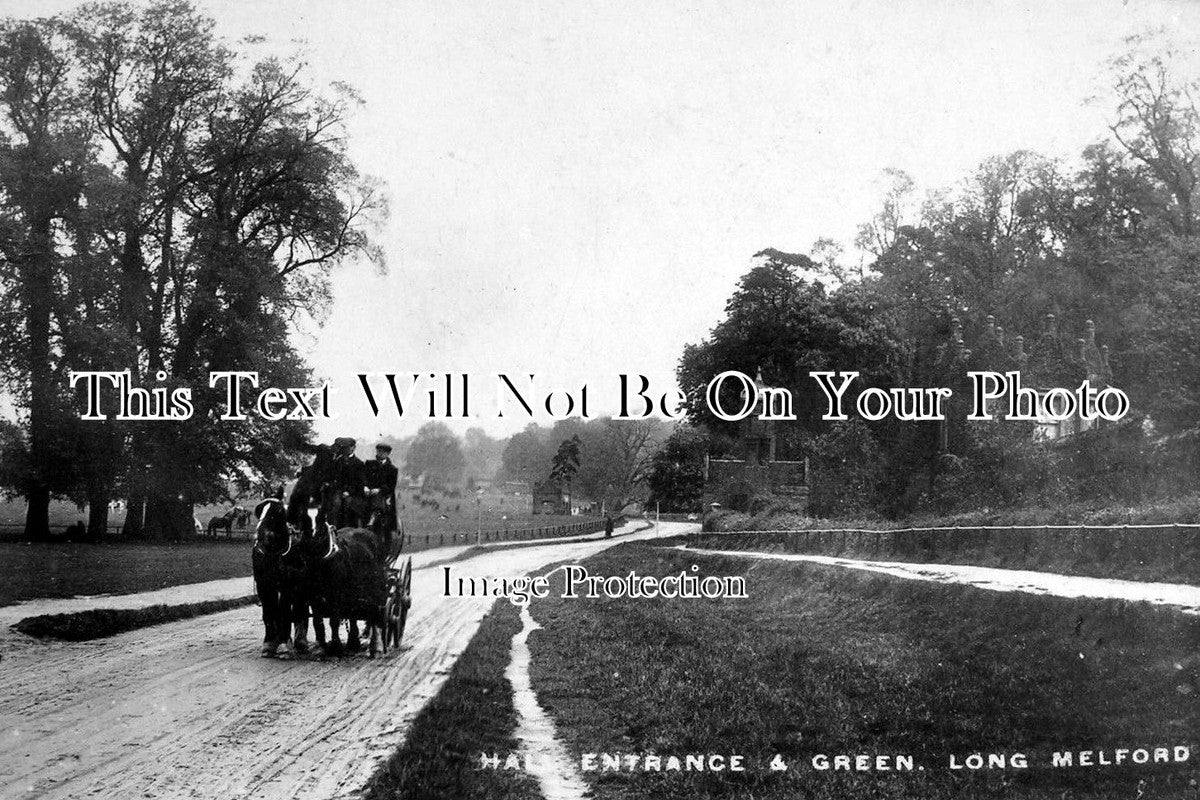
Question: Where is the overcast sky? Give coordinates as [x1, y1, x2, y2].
[5, 0, 1199, 442]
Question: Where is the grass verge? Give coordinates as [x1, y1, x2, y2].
[698, 518, 1200, 584]
[12, 596, 256, 641]
[525, 543, 1200, 799]
[363, 598, 543, 800]
[0, 539, 254, 606]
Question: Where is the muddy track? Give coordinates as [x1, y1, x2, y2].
[0, 523, 688, 800]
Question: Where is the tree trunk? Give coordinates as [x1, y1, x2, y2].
[142, 491, 194, 540]
[24, 486, 51, 540]
[123, 493, 148, 538]
[87, 483, 110, 540]
[22, 215, 56, 540]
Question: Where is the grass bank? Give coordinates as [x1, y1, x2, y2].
[686, 526, 1200, 584]
[714, 492, 1200, 532]
[0, 539, 254, 606]
[12, 596, 256, 640]
[523, 543, 1199, 799]
[704, 499, 1200, 584]
[363, 598, 543, 800]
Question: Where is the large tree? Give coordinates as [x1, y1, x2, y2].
[498, 423, 552, 485]
[404, 422, 465, 488]
[677, 35, 1200, 518]
[549, 434, 581, 508]
[573, 418, 665, 514]
[1107, 34, 1199, 237]
[0, 1, 385, 537]
[645, 424, 707, 513]
[678, 252, 903, 439]
[0, 17, 116, 537]
[462, 426, 503, 483]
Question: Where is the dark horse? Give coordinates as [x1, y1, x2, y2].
[251, 490, 310, 658]
[299, 517, 389, 658]
[208, 512, 234, 537]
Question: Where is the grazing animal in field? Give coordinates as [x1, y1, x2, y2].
[251, 491, 310, 658]
[208, 514, 234, 536]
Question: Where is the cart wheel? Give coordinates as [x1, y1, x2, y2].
[385, 557, 413, 650]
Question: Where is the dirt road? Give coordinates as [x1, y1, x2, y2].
[0, 522, 689, 800]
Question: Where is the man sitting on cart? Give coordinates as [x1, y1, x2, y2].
[329, 436, 365, 528]
[363, 441, 400, 559]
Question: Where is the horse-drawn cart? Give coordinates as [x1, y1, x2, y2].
[252, 491, 415, 659]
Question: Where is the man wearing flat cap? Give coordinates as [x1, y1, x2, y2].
[329, 437, 365, 528]
[363, 442, 399, 555]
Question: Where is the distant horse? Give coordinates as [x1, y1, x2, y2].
[234, 506, 251, 529]
[251, 491, 310, 658]
[208, 513, 234, 537]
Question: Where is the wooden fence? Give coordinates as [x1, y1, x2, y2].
[397, 519, 609, 552]
[0, 518, 610, 548]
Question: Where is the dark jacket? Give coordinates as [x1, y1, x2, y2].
[363, 458, 398, 494]
[330, 454, 365, 497]
[288, 447, 334, 525]
[363, 457, 399, 537]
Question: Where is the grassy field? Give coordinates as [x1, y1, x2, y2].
[0, 498, 255, 537]
[364, 599, 541, 800]
[0, 486, 582, 539]
[0, 539, 252, 606]
[501, 544, 1199, 799]
[396, 486, 581, 537]
[0, 485, 590, 606]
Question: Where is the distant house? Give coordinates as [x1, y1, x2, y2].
[501, 480, 529, 496]
[703, 368, 809, 512]
[945, 314, 1117, 444]
[532, 480, 569, 515]
[572, 500, 599, 516]
[1021, 317, 1114, 441]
